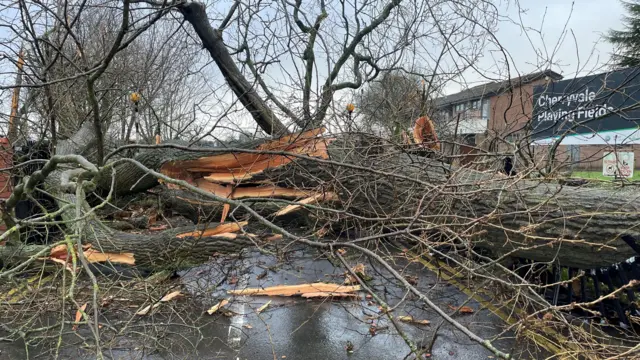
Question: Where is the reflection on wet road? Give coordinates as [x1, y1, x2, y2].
[1, 248, 543, 359]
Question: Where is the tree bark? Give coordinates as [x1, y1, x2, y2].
[119, 134, 640, 270]
[4, 124, 639, 271]
[0, 225, 256, 270]
[0, 123, 277, 271]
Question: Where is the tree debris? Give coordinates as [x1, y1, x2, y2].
[228, 283, 361, 297]
[396, 315, 430, 325]
[275, 192, 338, 216]
[159, 290, 183, 302]
[344, 263, 367, 285]
[412, 115, 440, 150]
[136, 290, 184, 315]
[72, 303, 87, 331]
[206, 299, 230, 315]
[300, 292, 359, 298]
[176, 221, 248, 238]
[448, 305, 474, 314]
[256, 300, 271, 314]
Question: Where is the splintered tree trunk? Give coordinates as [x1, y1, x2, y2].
[0, 222, 256, 269]
[0, 124, 274, 270]
[3, 123, 638, 271]
[122, 132, 640, 270]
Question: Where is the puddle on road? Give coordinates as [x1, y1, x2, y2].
[1, 248, 544, 359]
[175, 248, 543, 360]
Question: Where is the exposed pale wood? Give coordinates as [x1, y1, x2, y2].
[176, 221, 247, 238]
[8, 49, 24, 142]
[228, 283, 361, 296]
[275, 192, 338, 216]
[82, 249, 135, 265]
[206, 299, 230, 315]
[257, 128, 325, 151]
[48, 244, 135, 265]
[220, 203, 230, 223]
[397, 315, 430, 325]
[191, 180, 311, 200]
[300, 292, 359, 298]
[230, 186, 311, 199]
[159, 128, 331, 186]
[413, 115, 440, 150]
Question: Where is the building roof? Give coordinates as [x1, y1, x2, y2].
[434, 69, 563, 108]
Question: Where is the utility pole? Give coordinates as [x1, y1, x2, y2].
[8, 49, 25, 143]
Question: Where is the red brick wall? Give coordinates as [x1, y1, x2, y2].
[488, 79, 548, 138]
[0, 138, 12, 231]
[478, 79, 550, 154]
[483, 79, 640, 173]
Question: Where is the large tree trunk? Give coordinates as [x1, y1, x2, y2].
[0, 123, 277, 270]
[114, 133, 639, 270]
[0, 223, 257, 269]
[3, 124, 638, 271]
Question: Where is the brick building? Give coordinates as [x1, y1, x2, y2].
[433, 69, 640, 172]
[0, 138, 12, 232]
[433, 70, 562, 166]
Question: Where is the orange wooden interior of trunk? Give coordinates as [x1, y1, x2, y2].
[176, 221, 248, 238]
[160, 128, 337, 222]
[413, 116, 440, 150]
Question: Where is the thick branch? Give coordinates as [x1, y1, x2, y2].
[179, 2, 289, 136]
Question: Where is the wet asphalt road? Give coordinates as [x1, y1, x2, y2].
[1, 248, 542, 359]
[172, 249, 539, 360]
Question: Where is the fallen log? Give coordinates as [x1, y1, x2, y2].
[0, 221, 261, 270]
[5, 121, 640, 270]
[0, 124, 286, 270]
[117, 129, 638, 269]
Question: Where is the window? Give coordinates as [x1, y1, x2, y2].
[481, 99, 490, 120]
[462, 134, 476, 146]
[471, 100, 480, 109]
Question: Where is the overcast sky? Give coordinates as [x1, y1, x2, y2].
[448, 0, 626, 93]
[0, 0, 629, 135]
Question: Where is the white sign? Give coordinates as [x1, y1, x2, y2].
[603, 152, 634, 178]
[532, 128, 640, 146]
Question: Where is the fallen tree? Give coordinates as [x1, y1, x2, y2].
[6, 1, 639, 358]
[0, 124, 274, 270]
[3, 119, 639, 271]
[142, 131, 640, 269]
[2, 0, 638, 273]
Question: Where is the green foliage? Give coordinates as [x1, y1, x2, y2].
[608, 0, 640, 67]
[571, 170, 640, 181]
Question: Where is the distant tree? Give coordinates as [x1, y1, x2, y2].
[608, 0, 640, 68]
[358, 72, 433, 140]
